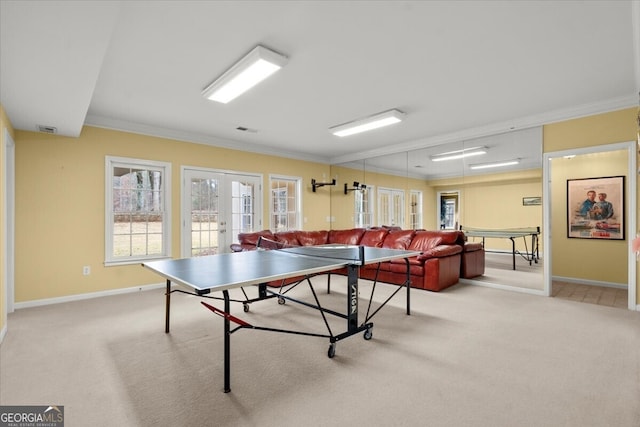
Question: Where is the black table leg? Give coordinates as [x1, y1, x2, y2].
[346, 265, 358, 332]
[223, 289, 231, 393]
[405, 258, 411, 315]
[165, 279, 171, 333]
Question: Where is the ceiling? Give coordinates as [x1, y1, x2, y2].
[1, 1, 638, 179]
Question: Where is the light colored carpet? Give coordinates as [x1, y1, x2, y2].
[472, 252, 544, 291]
[1, 278, 639, 427]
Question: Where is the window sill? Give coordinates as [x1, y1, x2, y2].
[104, 256, 172, 267]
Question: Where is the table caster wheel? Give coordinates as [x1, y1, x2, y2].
[364, 329, 373, 340]
[243, 303, 250, 313]
[328, 343, 336, 358]
[278, 296, 286, 305]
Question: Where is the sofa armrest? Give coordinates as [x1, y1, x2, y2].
[464, 242, 483, 252]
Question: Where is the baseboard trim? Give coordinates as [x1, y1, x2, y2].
[459, 278, 547, 296]
[0, 324, 7, 345]
[13, 283, 166, 310]
[552, 275, 628, 290]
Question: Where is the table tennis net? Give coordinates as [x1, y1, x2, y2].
[460, 225, 540, 234]
[257, 236, 365, 264]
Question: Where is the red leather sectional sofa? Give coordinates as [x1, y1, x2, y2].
[231, 227, 485, 292]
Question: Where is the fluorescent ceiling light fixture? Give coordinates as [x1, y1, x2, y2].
[330, 109, 405, 137]
[469, 159, 520, 170]
[202, 45, 288, 104]
[431, 146, 488, 162]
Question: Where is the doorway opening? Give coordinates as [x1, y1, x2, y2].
[437, 191, 459, 230]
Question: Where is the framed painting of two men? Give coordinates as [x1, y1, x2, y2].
[567, 176, 624, 240]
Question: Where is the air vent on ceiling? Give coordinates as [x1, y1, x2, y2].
[236, 126, 257, 133]
[37, 125, 57, 134]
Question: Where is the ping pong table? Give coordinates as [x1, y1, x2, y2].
[460, 226, 540, 270]
[142, 244, 421, 393]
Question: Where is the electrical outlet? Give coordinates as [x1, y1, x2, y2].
[83, 266, 90, 276]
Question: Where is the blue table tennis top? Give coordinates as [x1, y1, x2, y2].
[143, 245, 420, 293]
[461, 227, 540, 238]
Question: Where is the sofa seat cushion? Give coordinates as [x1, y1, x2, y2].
[328, 228, 365, 245]
[296, 230, 329, 246]
[388, 261, 424, 276]
[387, 244, 460, 267]
[414, 244, 462, 262]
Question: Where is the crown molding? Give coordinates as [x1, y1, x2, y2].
[84, 114, 333, 164]
[329, 95, 637, 165]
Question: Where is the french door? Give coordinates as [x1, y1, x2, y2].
[182, 168, 261, 256]
[377, 187, 405, 228]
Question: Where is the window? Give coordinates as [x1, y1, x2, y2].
[409, 190, 423, 229]
[231, 179, 257, 234]
[269, 175, 301, 231]
[354, 186, 374, 228]
[106, 157, 171, 265]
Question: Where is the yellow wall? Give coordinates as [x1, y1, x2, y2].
[328, 165, 435, 230]
[6, 107, 638, 306]
[14, 126, 332, 302]
[0, 104, 16, 333]
[330, 163, 543, 255]
[431, 169, 543, 253]
[544, 108, 638, 295]
[550, 150, 628, 284]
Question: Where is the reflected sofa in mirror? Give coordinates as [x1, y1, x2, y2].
[330, 127, 544, 292]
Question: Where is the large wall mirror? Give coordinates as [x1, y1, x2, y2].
[330, 127, 544, 293]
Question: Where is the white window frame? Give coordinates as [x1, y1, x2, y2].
[409, 190, 423, 230]
[269, 174, 302, 231]
[105, 156, 171, 265]
[181, 166, 263, 257]
[354, 185, 374, 228]
[377, 186, 405, 228]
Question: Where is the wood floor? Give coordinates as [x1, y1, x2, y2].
[481, 253, 629, 310]
[551, 280, 628, 309]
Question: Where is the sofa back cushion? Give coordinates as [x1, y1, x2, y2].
[328, 228, 365, 245]
[237, 230, 274, 246]
[408, 231, 442, 251]
[382, 230, 416, 249]
[296, 230, 329, 246]
[359, 228, 389, 247]
[274, 231, 300, 246]
[408, 230, 460, 251]
[439, 230, 464, 245]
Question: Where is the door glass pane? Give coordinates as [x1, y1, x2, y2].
[378, 191, 390, 226]
[191, 178, 219, 256]
[230, 179, 256, 239]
